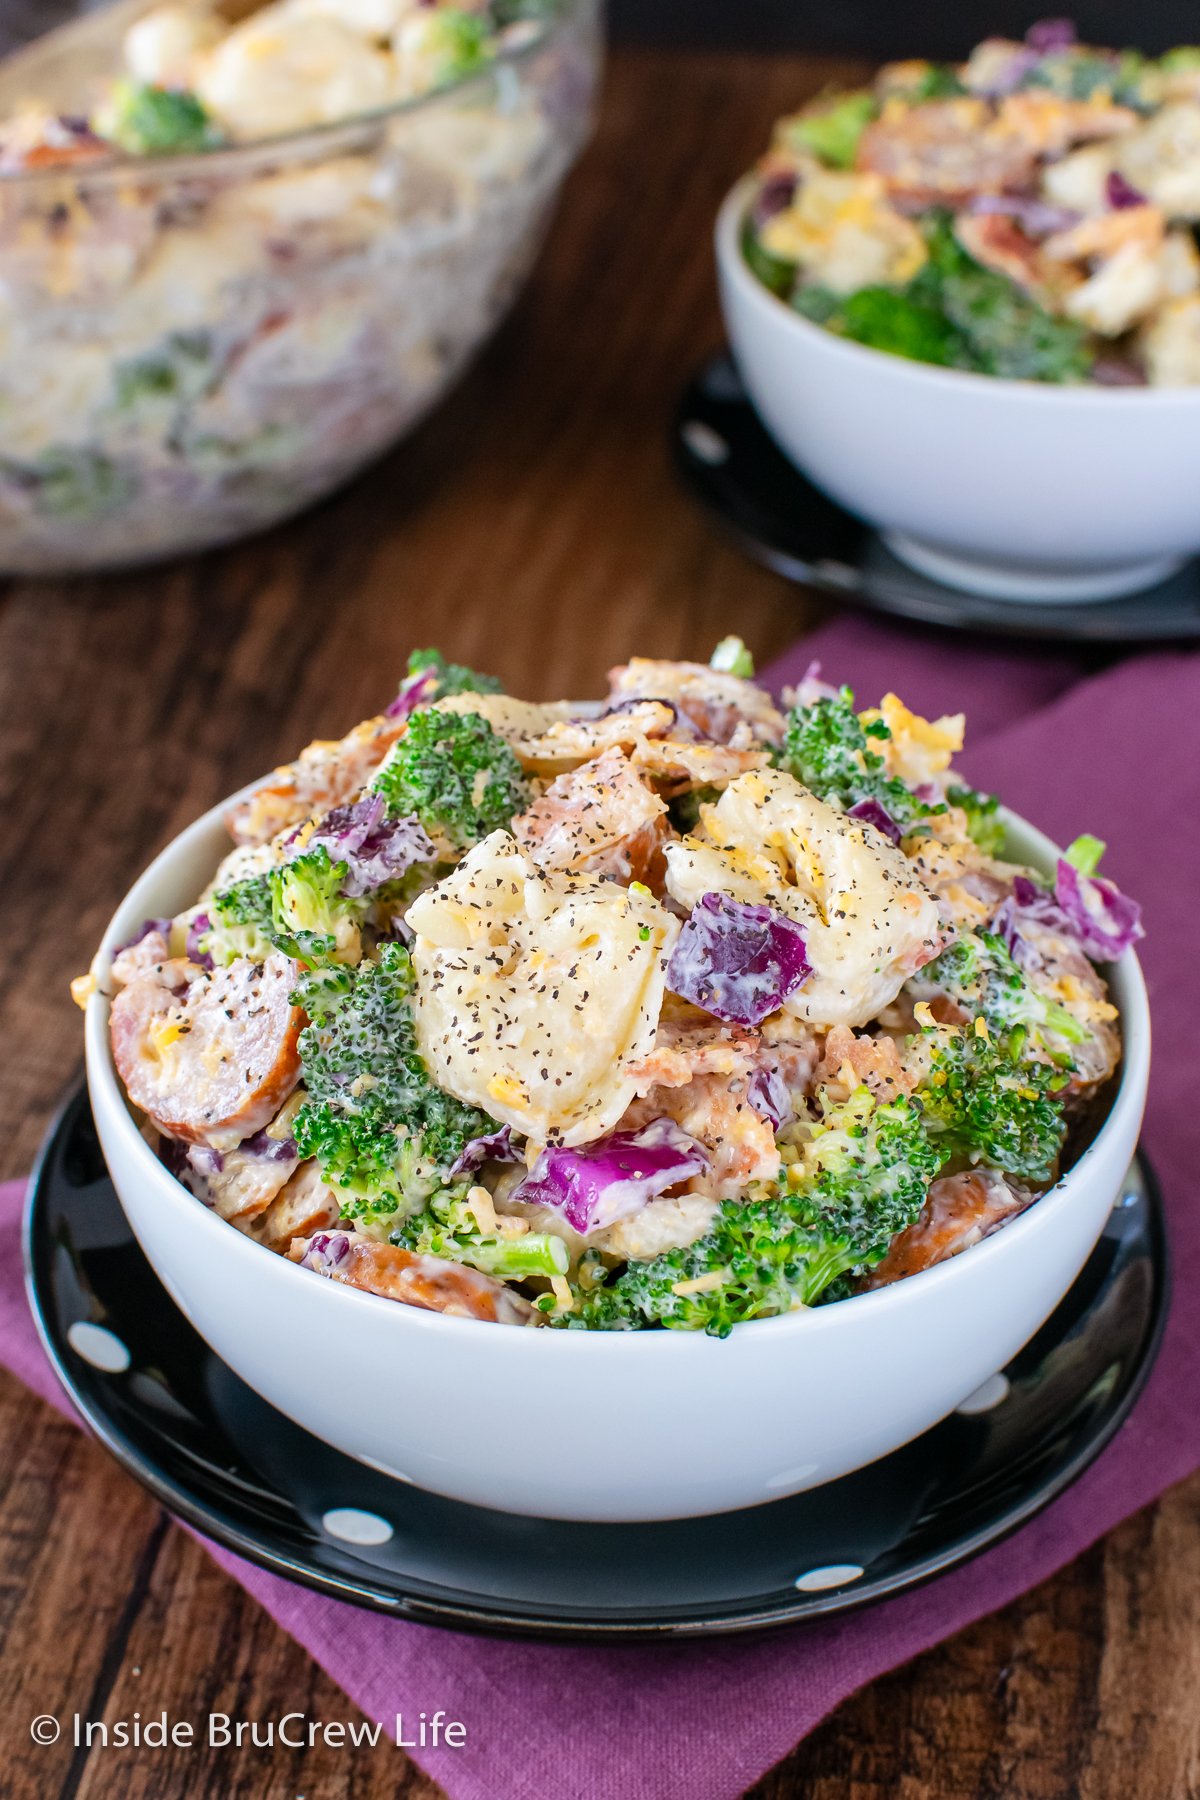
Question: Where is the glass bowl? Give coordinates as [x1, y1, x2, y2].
[0, 0, 601, 573]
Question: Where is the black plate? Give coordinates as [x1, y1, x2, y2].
[24, 1088, 1168, 1641]
[674, 352, 1200, 642]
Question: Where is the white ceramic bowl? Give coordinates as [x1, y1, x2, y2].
[717, 176, 1200, 603]
[84, 780, 1150, 1522]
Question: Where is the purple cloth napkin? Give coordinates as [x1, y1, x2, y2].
[4, 617, 1198, 1800]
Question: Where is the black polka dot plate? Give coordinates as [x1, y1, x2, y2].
[23, 1086, 1168, 1640]
[674, 352, 1200, 643]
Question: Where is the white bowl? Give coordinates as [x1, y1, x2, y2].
[85, 780, 1150, 1522]
[717, 176, 1200, 603]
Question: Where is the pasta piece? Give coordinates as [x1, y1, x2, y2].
[665, 769, 943, 1029]
[407, 832, 676, 1145]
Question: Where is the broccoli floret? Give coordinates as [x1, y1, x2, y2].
[202, 872, 277, 966]
[918, 1018, 1068, 1186]
[946, 781, 1006, 856]
[392, 1190, 569, 1281]
[114, 332, 213, 411]
[709, 635, 755, 677]
[741, 217, 797, 298]
[203, 850, 363, 968]
[4, 447, 135, 520]
[777, 686, 940, 836]
[795, 284, 959, 367]
[268, 846, 361, 966]
[570, 1197, 865, 1335]
[918, 930, 1087, 1053]
[910, 215, 1093, 383]
[569, 1087, 939, 1336]
[783, 91, 877, 168]
[370, 708, 529, 849]
[907, 62, 968, 99]
[98, 80, 220, 155]
[406, 647, 503, 701]
[786, 1086, 943, 1245]
[292, 945, 495, 1225]
[795, 215, 1093, 381]
[419, 8, 491, 86]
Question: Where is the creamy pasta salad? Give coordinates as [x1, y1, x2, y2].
[743, 18, 1200, 383]
[83, 642, 1142, 1332]
[0, 0, 596, 570]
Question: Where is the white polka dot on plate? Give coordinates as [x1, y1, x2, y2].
[322, 1508, 394, 1547]
[67, 1321, 131, 1373]
[681, 421, 730, 465]
[956, 1373, 1010, 1415]
[794, 1563, 865, 1593]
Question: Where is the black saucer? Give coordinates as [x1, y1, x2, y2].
[674, 353, 1200, 642]
[23, 1088, 1168, 1641]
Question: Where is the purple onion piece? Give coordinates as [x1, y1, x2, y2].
[968, 192, 1080, 237]
[668, 892, 812, 1026]
[848, 797, 902, 844]
[1106, 169, 1146, 210]
[976, 45, 1040, 95]
[747, 1067, 792, 1131]
[1053, 859, 1144, 960]
[302, 1231, 351, 1274]
[188, 1145, 226, 1177]
[240, 1129, 298, 1165]
[308, 793, 435, 898]
[512, 1119, 710, 1235]
[1026, 16, 1077, 53]
[753, 171, 797, 226]
[449, 1125, 520, 1179]
[1091, 354, 1147, 386]
[789, 659, 839, 708]
[185, 911, 214, 971]
[998, 866, 1142, 965]
[116, 917, 172, 955]
[385, 667, 439, 720]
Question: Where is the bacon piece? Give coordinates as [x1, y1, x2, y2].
[512, 747, 668, 886]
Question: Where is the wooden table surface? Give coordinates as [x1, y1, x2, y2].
[0, 44, 1193, 1800]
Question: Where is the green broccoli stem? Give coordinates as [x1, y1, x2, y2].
[456, 1232, 570, 1280]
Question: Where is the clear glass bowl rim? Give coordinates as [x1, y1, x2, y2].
[0, 0, 596, 190]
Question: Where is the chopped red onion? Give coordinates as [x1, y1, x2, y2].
[512, 1120, 710, 1235]
[753, 171, 797, 225]
[185, 912, 214, 971]
[241, 1128, 299, 1165]
[385, 668, 439, 720]
[848, 798, 902, 844]
[747, 1067, 792, 1130]
[1026, 17, 1077, 52]
[449, 1126, 521, 1178]
[308, 794, 434, 898]
[668, 891, 812, 1026]
[302, 1232, 351, 1274]
[1053, 859, 1143, 961]
[998, 865, 1142, 965]
[116, 917, 172, 955]
[1106, 169, 1146, 210]
[968, 193, 1080, 237]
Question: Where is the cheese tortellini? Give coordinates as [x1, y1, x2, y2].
[407, 833, 677, 1146]
[195, 8, 395, 140]
[664, 770, 943, 1029]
